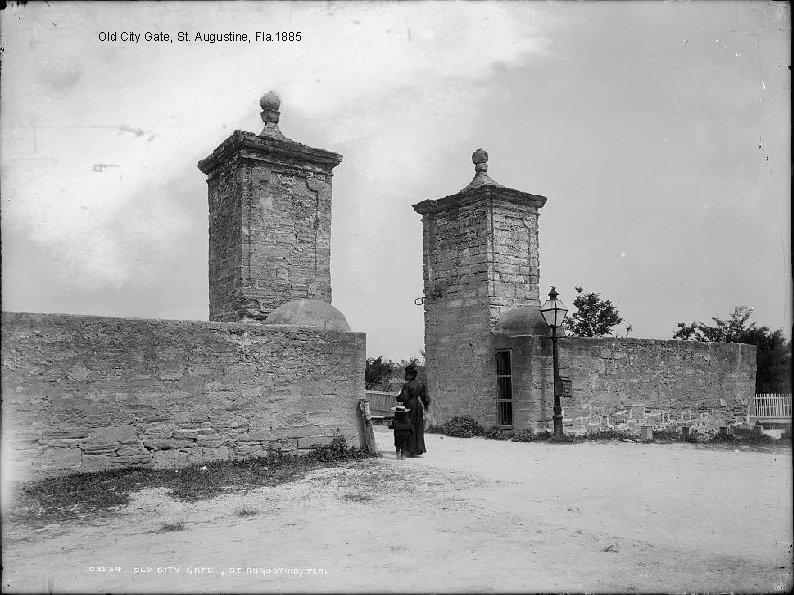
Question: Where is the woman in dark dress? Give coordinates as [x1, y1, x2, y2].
[395, 363, 430, 457]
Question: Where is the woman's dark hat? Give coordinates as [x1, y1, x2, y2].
[405, 363, 418, 376]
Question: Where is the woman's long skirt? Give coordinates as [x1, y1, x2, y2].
[407, 399, 426, 456]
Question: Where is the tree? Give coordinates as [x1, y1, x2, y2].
[365, 354, 427, 391]
[673, 306, 792, 393]
[563, 286, 624, 337]
[365, 356, 395, 390]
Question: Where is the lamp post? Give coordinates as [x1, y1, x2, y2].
[540, 286, 568, 438]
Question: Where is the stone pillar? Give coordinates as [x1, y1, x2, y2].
[412, 149, 547, 424]
[198, 92, 343, 322]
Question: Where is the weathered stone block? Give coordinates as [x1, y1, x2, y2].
[233, 443, 268, 458]
[85, 425, 138, 449]
[81, 444, 116, 455]
[143, 438, 171, 451]
[43, 429, 88, 440]
[248, 429, 273, 441]
[49, 438, 84, 448]
[112, 454, 151, 466]
[141, 425, 175, 439]
[196, 436, 224, 447]
[172, 429, 199, 440]
[273, 424, 323, 439]
[186, 446, 230, 464]
[82, 454, 112, 472]
[41, 448, 81, 471]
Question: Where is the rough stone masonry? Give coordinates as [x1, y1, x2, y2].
[1, 92, 364, 480]
[1, 313, 364, 478]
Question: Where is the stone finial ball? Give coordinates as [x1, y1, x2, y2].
[260, 91, 281, 111]
[472, 148, 488, 165]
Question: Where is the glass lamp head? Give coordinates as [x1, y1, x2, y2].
[540, 286, 568, 328]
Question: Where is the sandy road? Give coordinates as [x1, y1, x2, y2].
[2, 427, 792, 593]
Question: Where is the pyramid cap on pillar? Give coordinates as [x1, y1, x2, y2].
[460, 148, 504, 192]
[412, 148, 547, 215]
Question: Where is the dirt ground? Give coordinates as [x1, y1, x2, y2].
[2, 426, 792, 593]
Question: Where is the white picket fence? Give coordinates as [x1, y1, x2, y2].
[753, 393, 792, 419]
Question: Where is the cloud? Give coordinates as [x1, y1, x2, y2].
[2, 2, 553, 295]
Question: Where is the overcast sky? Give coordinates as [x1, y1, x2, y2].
[1, 1, 790, 360]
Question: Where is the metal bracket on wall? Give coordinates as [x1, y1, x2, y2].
[415, 290, 442, 305]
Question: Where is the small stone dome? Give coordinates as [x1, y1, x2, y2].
[495, 306, 565, 337]
[264, 299, 351, 331]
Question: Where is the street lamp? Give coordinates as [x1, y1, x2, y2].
[540, 286, 568, 438]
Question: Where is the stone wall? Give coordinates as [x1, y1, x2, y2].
[452, 334, 757, 436]
[1, 312, 365, 481]
[557, 337, 756, 435]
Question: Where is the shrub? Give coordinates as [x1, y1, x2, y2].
[484, 426, 514, 440]
[548, 433, 578, 443]
[511, 429, 534, 443]
[651, 428, 681, 443]
[443, 416, 485, 438]
[481, 427, 536, 442]
[305, 437, 368, 463]
[529, 431, 579, 443]
[708, 432, 737, 444]
[685, 430, 700, 443]
[586, 429, 633, 441]
[723, 427, 776, 445]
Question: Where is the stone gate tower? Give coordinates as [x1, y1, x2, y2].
[413, 149, 548, 425]
[198, 92, 343, 322]
[413, 150, 756, 435]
